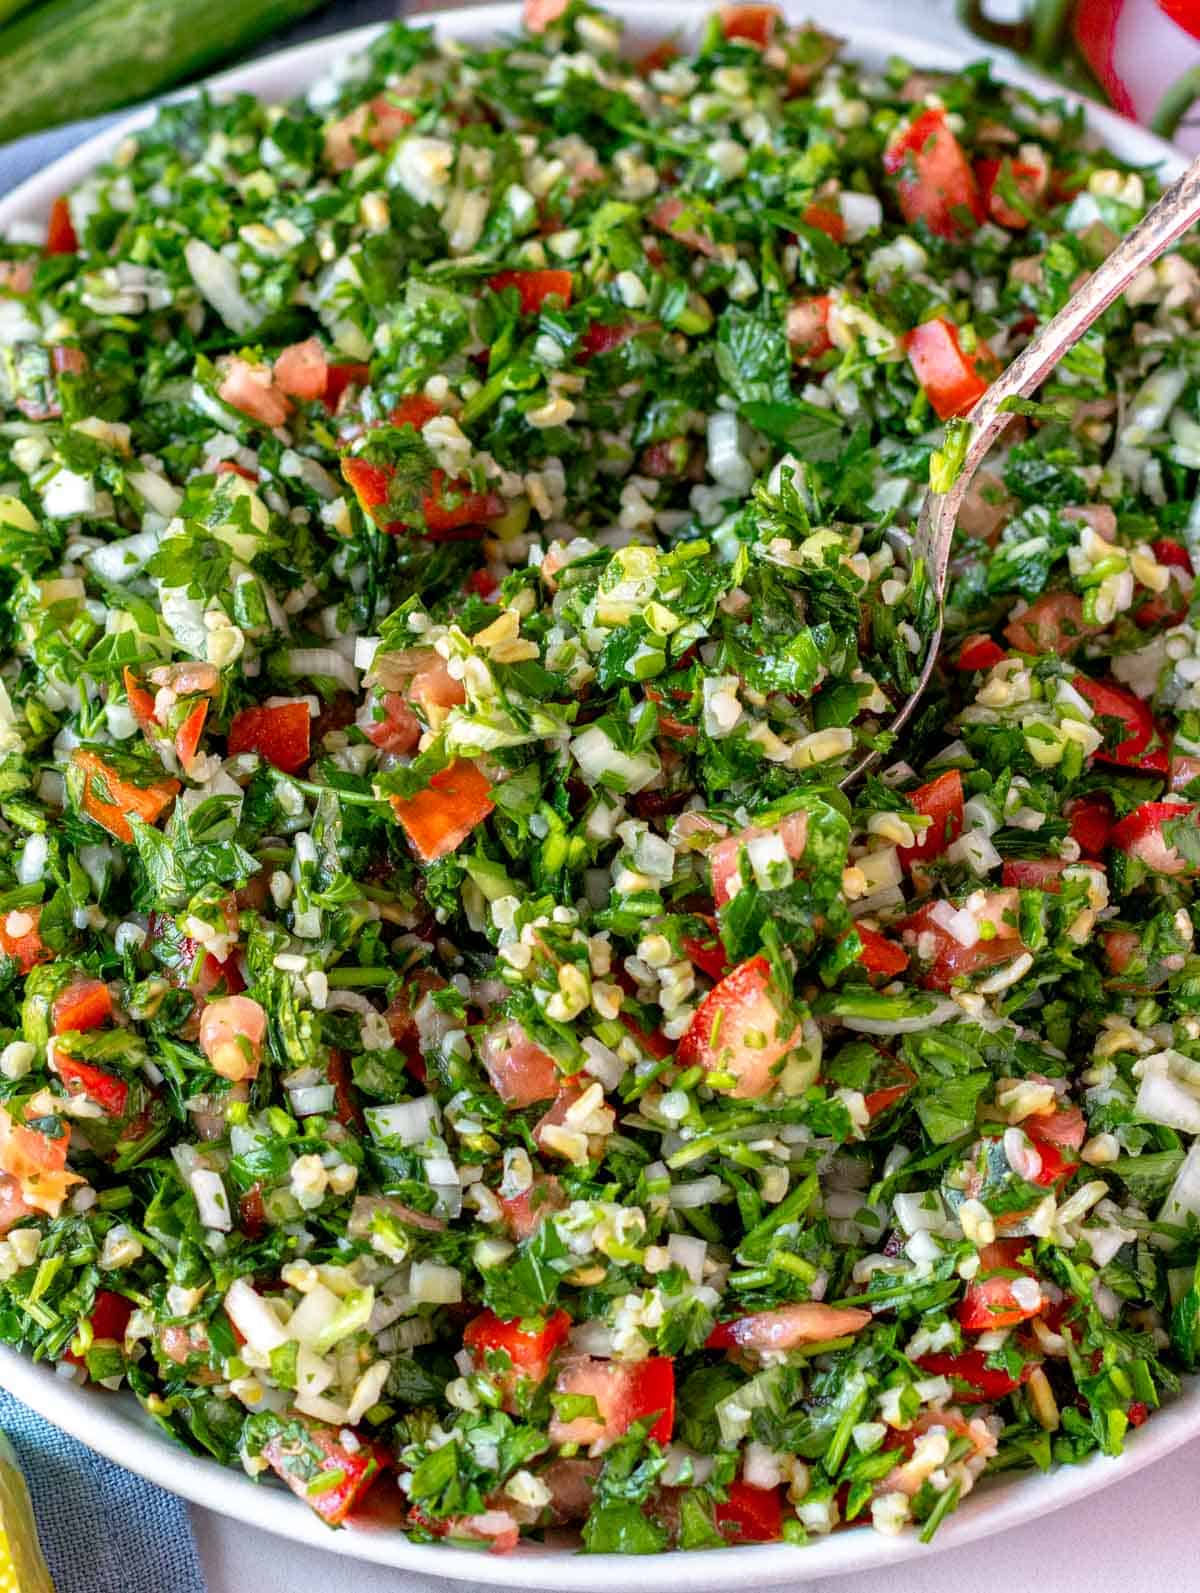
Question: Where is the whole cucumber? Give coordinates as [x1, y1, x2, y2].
[0, 0, 334, 144]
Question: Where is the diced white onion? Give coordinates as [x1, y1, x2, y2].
[185, 239, 260, 334]
[669, 1175, 726, 1207]
[410, 1261, 462, 1304]
[224, 1278, 290, 1354]
[284, 647, 359, 692]
[366, 1096, 441, 1145]
[288, 1084, 336, 1117]
[666, 1232, 707, 1283]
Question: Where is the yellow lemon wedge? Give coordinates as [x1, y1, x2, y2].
[0, 1438, 54, 1593]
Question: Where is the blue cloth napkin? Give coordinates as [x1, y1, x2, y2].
[0, 12, 406, 1588]
[0, 1389, 207, 1593]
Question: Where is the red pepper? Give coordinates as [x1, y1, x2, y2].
[423, 470, 505, 540]
[487, 268, 573, 315]
[390, 760, 495, 863]
[227, 701, 312, 774]
[464, 1308, 571, 1387]
[46, 196, 78, 255]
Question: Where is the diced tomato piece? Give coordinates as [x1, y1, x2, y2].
[480, 1018, 561, 1107]
[273, 338, 328, 402]
[498, 1174, 565, 1241]
[720, 4, 780, 46]
[974, 156, 1046, 229]
[227, 701, 311, 774]
[1000, 858, 1100, 892]
[637, 39, 679, 75]
[56, 1057, 129, 1118]
[854, 925, 909, 978]
[390, 394, 440, 431]
[648, 195, 719, 257]
[716, 1480, 784, 1543]
[324, 362, 372, 411]
[263, 1418, 383, 1526]
[863, 1067, 917, 1121]
[677, 954, 800, 1099]
[1128, 1400, 1149, 1427]
[524, 0, 568, 30]
[46, 196, 78, 255]
[488, 269, 573, 315]
[239, 1183, 267, 1239]
[147, 909, 243, 1000]
[706, 1302, 872, 1352]
[423, 471, 505, 539]
[550, 1356, 675, 1448]
[959, 1238, 1041, 1332]
[1072, 675, 1169, 774]
[710, 812, 808, 907]
[464, 1308, 571, 1392]
[324, 97, 415, 170]
[51, 977, 113, 1036]
[1025, 1135, 1079, 1186]
[122, 667, 159, 736]
[1004, 591, 1102, 656]
[901, 889, 1022, 992]
[681, 918, 729, 982]
[897, 768, 964, 870]
[359, 689, 422, 755]
[217, 357, 291, 428]
[0, 1174, 33, 1236]
[51, 345, 86, 376]
[390, 760, 494, 863]
[915, 1349, 1032, 1401]
[465, 567, 500, 600]
[0, 906, 49, 975]
[215, 460, 258, 482]
[1110, 801, 1198, 876]
[578, 320, 642, 362]
[904, 318, 990, 421]
[0, 1114, 80, 1211]
[786, 294, 834, 361]
[955, 634, 1007, 672]
[342, 455, 394, 520]
[1135, 539, 1193, 627]
[801, 203, 846, 242]
[883, 108, 983, 239]
[1067, 795, 1114, 857]
[199, 995, 267, 1083]
[72, 750, 179, 845]
[89, 1289, 133, 1343]
[174, 700, 208, 772]
[1152, 537, 1192, 571]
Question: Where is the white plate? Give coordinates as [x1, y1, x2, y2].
[0, 4, 1191, 1585]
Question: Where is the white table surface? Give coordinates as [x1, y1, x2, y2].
[190, 1434, 1200, 1593]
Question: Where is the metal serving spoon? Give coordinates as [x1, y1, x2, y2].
[840, 151, 1200, 790]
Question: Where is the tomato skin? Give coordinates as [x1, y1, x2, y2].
[262, 1418, 384, 1526]
[390, 760, 494, 863]
[904, 318, 990, 421]
[706, 1302, 871, 1352]
[955, 635, 1007, 672]
[51, 977, 113, 1035]
[854, 925, 909, 978]
[681, 920, 730, 982]
[1110, 801, 1198, 875]
[896, 768, 964, 870]
[716, 1480, 784, 1543]
[883, 108, 983, 239]
[1067, 795, 1114, 857]
[487, 268, 573, 314]
[89, 1289, 133, 1342]
[423, 471, 505, 539]
[464, 1308, 571, 1389]
[57, 1057, 129, 1118]
[227, 701, 312, 775]
[801, 202, 846, 242]
[1072, 675, 1169, 775]
[46, 195, 78, 255]
[959, 1238, 1041, 1332]
[915, 1349, 1031, 1401]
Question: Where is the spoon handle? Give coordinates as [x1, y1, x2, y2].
[841, 153, 1200, 790]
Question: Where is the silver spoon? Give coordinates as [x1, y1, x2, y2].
[841, 152, 1200, 790]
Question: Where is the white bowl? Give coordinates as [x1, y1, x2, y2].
[0, 4, 1191, 1585]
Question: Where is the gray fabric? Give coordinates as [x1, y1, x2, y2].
[0, 1389, 208, 1592]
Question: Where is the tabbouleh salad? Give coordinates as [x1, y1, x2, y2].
[0, 0, 1198, 1556]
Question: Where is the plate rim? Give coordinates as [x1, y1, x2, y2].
[0, 3, 1192, 1583]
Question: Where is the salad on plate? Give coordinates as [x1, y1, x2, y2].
[0, 0, 1198, 1556]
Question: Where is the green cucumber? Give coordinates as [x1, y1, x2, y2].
[0, 0, 328, 144]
